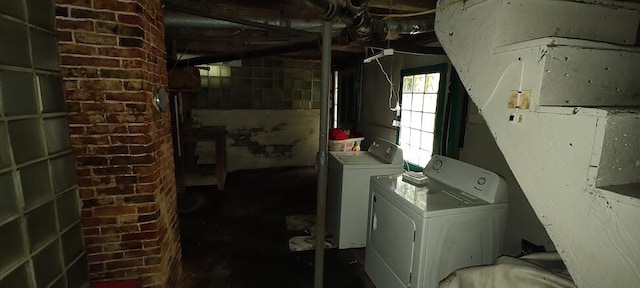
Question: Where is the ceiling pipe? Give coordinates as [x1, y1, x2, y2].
[345, 0, 369, 15]
[164, 3, 317, 38]
[164, 10, 347, 32]
[168, 38, 320, 68]
[164, 10, 433, 39]
[302, 0, 354, 25]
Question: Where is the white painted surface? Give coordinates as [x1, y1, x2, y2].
[436, 0, 640, 286]
[539, 44, 640, 106]
[366, 171, 508, 288]
[326, 150, 403, 249]
[495, 0, 639, 47]
[460, 102, 555, 254]
[596, 112, 640, 187]
[192, 109, 319, 171]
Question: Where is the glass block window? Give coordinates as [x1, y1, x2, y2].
[398, 65, 449, 170]
[0, 1, 88, 287]
[399, 73, 441, 168]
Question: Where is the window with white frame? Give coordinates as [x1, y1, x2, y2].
[399, 71, 443, 168]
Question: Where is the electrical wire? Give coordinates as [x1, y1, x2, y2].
[479, 59, 521, 112]
[371, 0, 464, 18]
[168, 41, 196, 75]
[369, 48, 399, 111]
[403, 159, 411, 172]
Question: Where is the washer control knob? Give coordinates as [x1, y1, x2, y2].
[385, 147, 393, 155]
[477, 177, 487, 185]
[433, 160, 443, 170]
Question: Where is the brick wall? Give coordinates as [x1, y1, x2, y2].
[55, 0, 182, 287]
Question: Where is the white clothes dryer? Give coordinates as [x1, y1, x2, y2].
[365, 155, 508, 288]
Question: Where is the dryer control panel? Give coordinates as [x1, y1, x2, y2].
[368, 138, 404, 165]
[423, 155, 508, 203]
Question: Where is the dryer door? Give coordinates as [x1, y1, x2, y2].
[368, 191, 416, 287]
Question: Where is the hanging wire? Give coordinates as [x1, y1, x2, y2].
[371, 0, 464, 18]
[369, 48, 398, 111]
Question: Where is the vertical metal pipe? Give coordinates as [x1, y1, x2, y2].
[314, 20, 332, 288]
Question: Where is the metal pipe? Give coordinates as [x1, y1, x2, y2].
[164, 10, 347, 31]
[345, 0, 369, 15]
[169, 39, 319, 67]
[164, 10, 433, 40]
[301, 0, 354, 25]
[314, 20, 331, 288]
[164, 4, 316, 38]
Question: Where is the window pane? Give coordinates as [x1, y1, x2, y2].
[31, 29, 59, 71]
[423, 93, 438, 113]
[66, 255, 89, 288]
[401, 111, 411, 127]
[61, 223, 84, 266]
[20, 160, 52, 209]
[9, 119, 45, 164]
[422, 113, 436, 133]
[0, 219, 27, 274]
[0, 71, 37, 116]
[0, 122, 11, 169]
[413, 74, 425, 93]
[0, 262, 32, 288]
[26, 201, 57, 252]
[38, 74, 66, 113]
[0, 172, 19, 222]
[399, 128, 410, 146]
[407, 148, 421, 166]
[411, 93, 423, 111]
[426, 73, 440, 93]
[402, 94, 412, 110]
[418, 151, 431, 167]
[402, 76, 413, 92]
[410, 112, 421, 129]
[51, 154, 76, 194]
[410, 128, 421, 147]
[421, 131, 434, 151]
[33, 240, 63, 288]
[0, 0, 26, 20]
[0, 17, 30, 68]
[44, 117, 71, 154]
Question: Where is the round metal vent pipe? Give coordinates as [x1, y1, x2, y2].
[164, 10, 433, 40]
[164, 10, 347, 31]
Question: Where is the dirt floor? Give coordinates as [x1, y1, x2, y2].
[177, 167, 375, 288]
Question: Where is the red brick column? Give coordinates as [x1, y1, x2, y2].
[55, 0, 182, 287]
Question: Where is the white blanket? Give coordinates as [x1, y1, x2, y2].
[441, 253, 576, 288]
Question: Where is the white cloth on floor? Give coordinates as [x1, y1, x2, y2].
[440, 253, 576, 288]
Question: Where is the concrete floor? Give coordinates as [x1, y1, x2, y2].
[178, 167, 375, 288]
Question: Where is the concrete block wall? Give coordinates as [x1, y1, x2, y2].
[54, 0, 182, 287]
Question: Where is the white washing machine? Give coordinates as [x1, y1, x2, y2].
[365, 155, 508, 288]
[327, 138, 403, 249]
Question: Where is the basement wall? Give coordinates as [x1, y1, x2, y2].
[190, 57, 321, 171]
[360, 53, 552, 256]
[192, 109, 318, 171]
